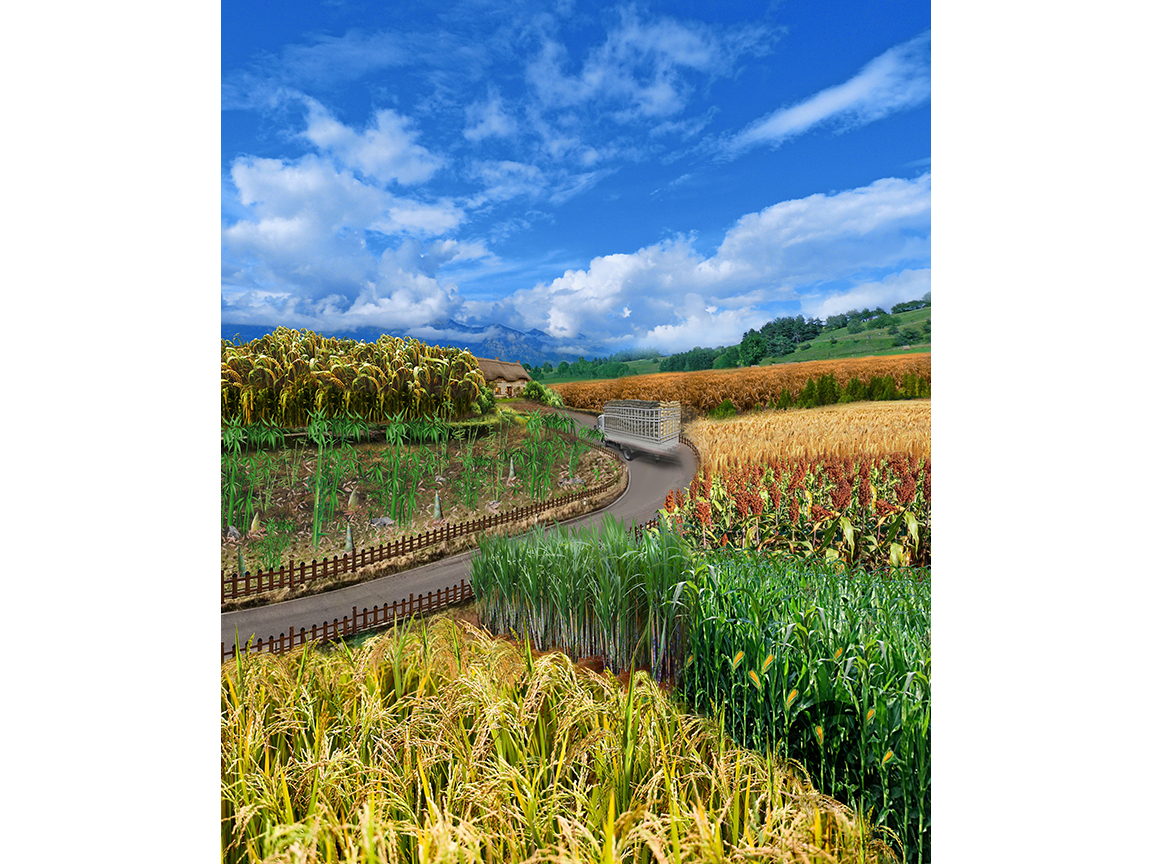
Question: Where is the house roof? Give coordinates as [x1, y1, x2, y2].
[474, 357, 532, 382]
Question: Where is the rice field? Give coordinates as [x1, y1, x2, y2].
[685, 401, 931, 474]
[221, 613, 900, 863]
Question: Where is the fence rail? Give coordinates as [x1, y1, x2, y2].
[222, 439, 619, 603]
[222, 577, 474, 663]
[222, 433, 701, 664]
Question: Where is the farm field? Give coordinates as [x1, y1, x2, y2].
[469, 518, 930, 860]
[222, 609, 901, 864]
[685, 401, 931, 471]
[221, 402, 622, 605]
[221, 329, 930, 863]
[552, 354, 930, 416]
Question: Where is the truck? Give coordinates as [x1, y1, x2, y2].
[595, 399, 681, 461]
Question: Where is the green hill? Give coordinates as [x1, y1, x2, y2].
[761, 306, 931, 365]
[529, 305, 930, 383]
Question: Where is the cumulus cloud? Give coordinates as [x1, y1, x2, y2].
[724, 31, 930, 155]
[491, 173, 930, 353]
[222, 147, 473, 328]
[302, 100, 443, 185]
[802, 269, 931, 320]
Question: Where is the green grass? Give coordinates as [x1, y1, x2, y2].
[759, 309, 931, 366]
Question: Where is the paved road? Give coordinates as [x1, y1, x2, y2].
[221, 409, 698, 655]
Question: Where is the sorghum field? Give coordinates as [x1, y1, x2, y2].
[551, 354, 930, 416]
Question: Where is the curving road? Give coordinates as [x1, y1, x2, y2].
[221, 409, 697, 656]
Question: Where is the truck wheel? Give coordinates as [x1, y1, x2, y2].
[623, 447, 633, 461]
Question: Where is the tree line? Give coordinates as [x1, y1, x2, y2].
[661, 294, 930, 372]
[522, 294, 929, 380]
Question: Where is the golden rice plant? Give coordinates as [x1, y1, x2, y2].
[221, 327, 486, 426]
[552, 354, 930, 415]
[686, 402, 931, 474]
[221, 614, 899, 863]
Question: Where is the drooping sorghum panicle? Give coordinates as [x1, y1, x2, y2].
[787, 462, 807, 492]
[831, 476, 853, 513]
[810, 504, 835, 522]
[856, 461, 872, 513]
[789, 493, 800, 523]
[875, 498, 899, 517]
[896, 469, 917, 506]
[695, 499, 712, 526]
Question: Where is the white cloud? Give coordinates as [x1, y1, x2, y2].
[463, 89, 518, 141]
[467, 160, 547, 204]
[527, 8, 774, 122]
[725, 31, 930, 155]
[492, 174, 930, 353]
[802, 269, 931, 320]
[302, 99, 443, 185]
[222, 31, 409, 109]
[223, 152, 469, 327]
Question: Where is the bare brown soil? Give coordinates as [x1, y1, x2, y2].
[221, 402, 627, 609]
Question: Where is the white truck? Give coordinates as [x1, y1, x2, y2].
[595, 399, 681, 461]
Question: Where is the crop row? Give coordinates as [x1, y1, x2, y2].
[662, 453, 930, 568]
[551, 354, 931, 415]
[468, 521, 930, 862]
[221, 326, 486, 426]
[221, 615, 898, 863]
[685, 401, 931, 470]
[682, 553, 931, 862]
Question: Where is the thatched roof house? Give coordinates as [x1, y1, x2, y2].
[474, 356, 533, 397]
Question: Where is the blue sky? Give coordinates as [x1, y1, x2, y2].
[222, 1, 930, 358]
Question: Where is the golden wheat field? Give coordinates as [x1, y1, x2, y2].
[552, 353, 930, 415]
[685, 400, 931, 472]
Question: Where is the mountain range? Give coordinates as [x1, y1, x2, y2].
[220, 319, 592, 367]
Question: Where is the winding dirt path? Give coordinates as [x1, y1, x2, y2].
[221, 409, 698, 657]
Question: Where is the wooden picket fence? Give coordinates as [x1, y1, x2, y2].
[221, 432, 699, 602]
[222, 477, 615, 602]
[222, 577, 474, 663]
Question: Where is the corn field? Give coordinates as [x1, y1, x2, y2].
[680, 554, 930, 863]
[661, 453, 929, 569]
[552, 354, 931, 415]
[221, 327, 487, 426]
[685, 402, 930, 473]
[221, 614, 899, 863]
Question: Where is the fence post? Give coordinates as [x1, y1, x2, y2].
[289, 558, 295, 591]
[289, 626, 295, 650]
[352, 606, 358, 636]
